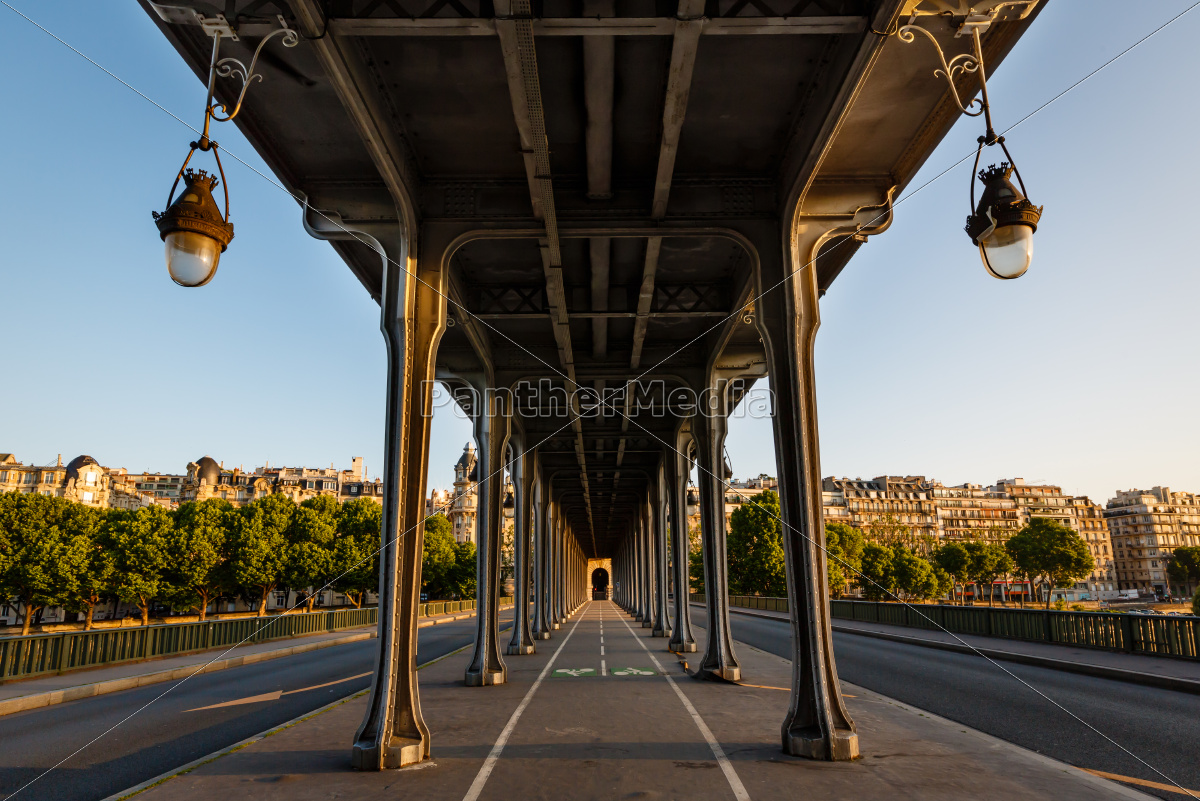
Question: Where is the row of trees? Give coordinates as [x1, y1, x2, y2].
[0, 492, 480, 635]
[688, 490, 1096, 608]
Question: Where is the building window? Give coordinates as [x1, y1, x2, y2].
[85, 472, 97, 486]
[82, 491, 94, 503]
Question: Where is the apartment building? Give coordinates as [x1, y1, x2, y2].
[1106, 487, 1200, 596]
[821, 476, 939, 547]
[1072, 496, 1117, 599]
[930, 482, 1020, 543]
[0, 453, 110, 508]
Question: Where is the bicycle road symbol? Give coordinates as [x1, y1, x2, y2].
[552, 668, 597, 677]
[611, 667, 655, 676]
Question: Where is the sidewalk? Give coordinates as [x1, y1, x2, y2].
[706, 603, 1200, 691]
[116, 600, 1151, 801]
[0, 606, 505, 717]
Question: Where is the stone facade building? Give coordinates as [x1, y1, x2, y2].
[0, 453, 111, 508]
[447, 443, 479, 544]
[1072, 496, 1116, 599]
[928, 483, 1020, 543]
[822, 476, 939, 546]
[1106, 487, 1200, 596]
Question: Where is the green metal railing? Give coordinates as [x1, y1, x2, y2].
[689, 593, 1200, 660]
[1, 595, 514, 682]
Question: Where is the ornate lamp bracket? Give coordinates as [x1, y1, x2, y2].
[190, 15, 299, 149]
[897, 24, 987, 122]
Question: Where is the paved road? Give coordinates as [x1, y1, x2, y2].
[688, 606, 1200, 801]
[0, 613, 512, 801]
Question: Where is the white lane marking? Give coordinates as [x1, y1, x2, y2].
[600, 645, 605, 656]
[617, 611, 751, 801]
[601, 660, 607, 676]
[462, 601, 590, 801]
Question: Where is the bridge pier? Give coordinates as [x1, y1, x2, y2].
[531, 473, 552, 640]
[507, 437, 536, 656]
[651, 464, 671, 638]
[691, 384, 741, 683]
[464, 385, 509, 687]
[667, 428, 697, 653]
[340, 223, 437, 771]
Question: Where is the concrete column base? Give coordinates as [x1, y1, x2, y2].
[464, 669, 506, 687]
[351, 736, 425, 771]
[506, 644, 535, 655]
[691, 665, 741, 683]
[669, 640, 698, 653]
[551, 622, 561, 630]
[784, 729, 859, 761]
[652, 627, 668, 637]
[532, 631, 551, 640]
[641, 620, 653, 628]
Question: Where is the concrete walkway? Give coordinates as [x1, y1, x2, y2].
[119, 600, 1151, 801]
[708, 603, 1200, 687]
[0, 606, 505, 716]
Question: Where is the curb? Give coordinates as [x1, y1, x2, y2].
[101, 641, 478, 801]
[830, 625, 1200, 696]
[0, 630, 377, 718]
[696, 603, 1200, 696]
[1, 606, 514, 719]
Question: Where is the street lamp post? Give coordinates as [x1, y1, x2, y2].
[898, 4, 1043, 279]
[151, 16, 297, 286]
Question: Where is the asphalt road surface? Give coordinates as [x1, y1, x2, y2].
[0, 612, 512, 801]
[688, 606, 1200, 801]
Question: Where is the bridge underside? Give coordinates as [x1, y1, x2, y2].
[144, 0, 1043, 771]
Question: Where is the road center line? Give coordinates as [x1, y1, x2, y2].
[462, 601, 591, 801]
[616, 608, 751, 801]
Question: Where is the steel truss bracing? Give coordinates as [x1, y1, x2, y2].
[144, 0, 1044, 770]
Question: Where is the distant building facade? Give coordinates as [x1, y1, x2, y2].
[1106, 487, 1200, 596]
[0, 454, 111, 508]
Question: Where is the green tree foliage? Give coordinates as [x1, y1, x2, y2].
[332, 498, 381, 608]
[687, 524, 704, 594]
[932, 542, 969, 605]
[859, 543, 894, 601]
[726, 489, 786, 597]
[230, 496, 293, 616]
[1005, 518, 1095, 608]
[170, 499, 233, 619]
[891, 547, 938, 600]
[106, 505, 174, 626]
[825, 522, 864, 599]
[449, 540, 478, 599]
[0, 494, 94, 634]
[1167, 546, 1200, 595]
[289, 498, 338, 611]
[963, 541, 1014, 606]
[422, 514, 457, 599]
[1192, 587, 1200, 617]
[60, 505, 111, 630]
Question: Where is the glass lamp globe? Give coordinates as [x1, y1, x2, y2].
[978, 223, 1034, 280]
[152, 168, 234, 287]
[965, 162, 1042, 281]
[165, 230, 223, 287]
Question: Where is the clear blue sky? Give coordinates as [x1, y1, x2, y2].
[2, 1, 1198, 504]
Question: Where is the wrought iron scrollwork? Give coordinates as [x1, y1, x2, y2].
[209, 23, 300, 122]
[897, 24, 983, 118]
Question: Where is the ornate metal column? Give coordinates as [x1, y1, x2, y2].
[756, 205, 889, 759]
[507, 438, 536, 655]
[550, 507, 562, 629]
[318, 221, 439, 770]
[641, 498, 654, 628]
[465, 388, 509, 686]
[532, 473, 552, 639]
[692, 394, 741, 682]
[651, 463, 671, 638]
[667, 431, 697, 652]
